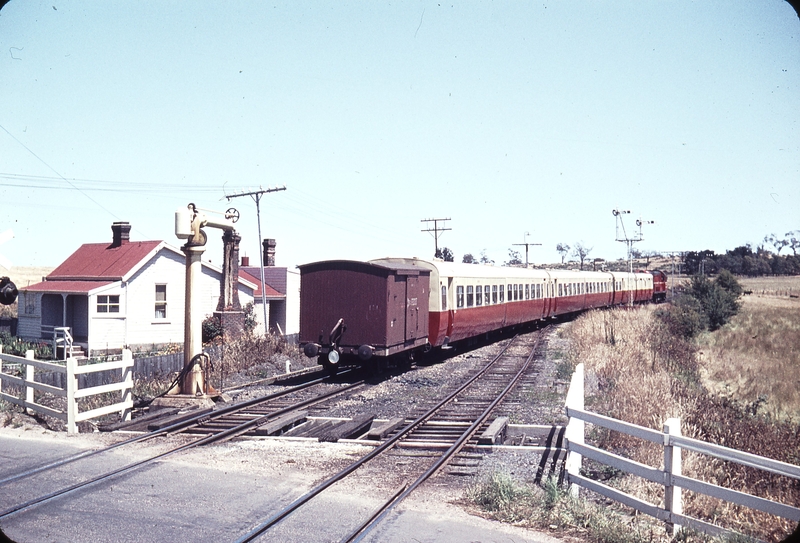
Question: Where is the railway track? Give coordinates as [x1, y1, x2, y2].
[0, 370, 363, 521]
[236, 330, 544, 543]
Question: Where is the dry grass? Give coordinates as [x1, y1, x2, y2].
[698, 296, 800, 422]
[562, 307, 800, 541]
[738, 275, 800, 298]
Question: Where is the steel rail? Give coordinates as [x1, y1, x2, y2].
[234, 335, 526, 543]
[0, 370, 345, 487]
[0, 380, 364, 520]
[347, 333, 541, 542]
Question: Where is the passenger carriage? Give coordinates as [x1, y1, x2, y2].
[299, 257, 657, 370]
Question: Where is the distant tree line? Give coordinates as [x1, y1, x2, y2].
[684, 232, 800, 276]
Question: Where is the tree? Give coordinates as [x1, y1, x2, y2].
[479, 250, 493, 265]
[556, 243, 571, 264]
[435, 247, 454, 262]
[462, 253, 476, 264]
[572, 242, 593, 270]
[685, 273, 741, 331]
[786, 230, 800, 256]
[505, 249, 523, 266]
[765, 233, 789, 255]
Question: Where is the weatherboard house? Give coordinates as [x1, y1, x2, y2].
[16, 222, 258, 357]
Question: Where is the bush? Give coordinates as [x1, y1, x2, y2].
[0, 331, 53, 359]
[202, 315, 222, 343]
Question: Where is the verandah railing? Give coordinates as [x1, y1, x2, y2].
[0, 347, 133, 433]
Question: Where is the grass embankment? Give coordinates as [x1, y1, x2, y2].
[468, 303, 799, 542]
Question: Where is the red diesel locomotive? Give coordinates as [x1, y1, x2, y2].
[300, 257, 667, 371]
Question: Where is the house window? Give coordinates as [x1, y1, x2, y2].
[97, 295, 120, 313]
[155, 284, 167, 319]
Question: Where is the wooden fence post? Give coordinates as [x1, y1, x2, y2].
[121, 349, 133, 422]
[0, 345, 3, 398]
[664, 417, 683, 534]
[66, 357, 78, 434]
[25, 350, 35, 416]
[565, 362, 585, 497]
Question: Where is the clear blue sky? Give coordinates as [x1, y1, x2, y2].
[1, 1, 798, 270]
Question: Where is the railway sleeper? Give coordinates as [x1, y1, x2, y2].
[318, 414, 375, 442]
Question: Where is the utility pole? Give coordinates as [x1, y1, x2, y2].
[420, 218, 451, 256]
[226, 186, 287, 334]
[513, 231, 541, 267]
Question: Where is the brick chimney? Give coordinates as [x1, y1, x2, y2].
[263, 238, 276, 267]
[110, 222, 131, 247]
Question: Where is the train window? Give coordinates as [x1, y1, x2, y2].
[524, 284, 529, 300]
[507, 285, 512, 301]
[558, 283, 563, 297]
[441, 285, 447, 310]
[492, 285, 498, 304]
[513, 284, 518, 301]
[476, 285, 483, 306]
[500, 285, 504, 303]
[538, 284, 542, 299]
[467, 286, 474, 307]
[457, 286, 464, 308]
[485, 287, 490, 305]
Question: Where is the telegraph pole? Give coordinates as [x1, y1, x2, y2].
[226, 186, 287, 333]
[513, 231, 541, 267]
[420, 218, 451, 256]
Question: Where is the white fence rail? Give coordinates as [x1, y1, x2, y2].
[0, 346, 133, 433]
[564, 362, 800, 537]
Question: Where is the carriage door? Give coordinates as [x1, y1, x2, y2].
[405, 274, 420, 341]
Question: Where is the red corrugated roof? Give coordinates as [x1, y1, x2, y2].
[23, 280, 114, 294]
[48, 241, 162, 280]
[239, 270, 284, 299]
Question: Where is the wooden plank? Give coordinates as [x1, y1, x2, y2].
[0, 354, 67, 373]
[73, 381, 131, 399]
[670, 435, 800, 480]
[478, 416, 508, 445]
[73, 359, 133, 374]
[367, 417, 406, 440]
[0, 394, 66, 420]
[569, 473, 670, 521]
[673, 474, 800, 522]
[253, 411, 308, 436]
[76, 400, 134, 422]
[566, 407, 663, 444]
[147, 407, 215, 431]
[569, 441, 665, 485]
[318, 414, 375, 442]
[0, 374, 66, 396]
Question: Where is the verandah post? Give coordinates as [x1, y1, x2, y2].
[663, 417, 683, 535]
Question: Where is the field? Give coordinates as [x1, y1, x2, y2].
[698, 292, 800, 422]
[738, 275, 800, 298]
[1, 266, 54, 318]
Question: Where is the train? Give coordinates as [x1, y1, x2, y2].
[299, 257, 667, 372]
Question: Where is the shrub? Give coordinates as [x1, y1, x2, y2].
[202, 314, 222, 343]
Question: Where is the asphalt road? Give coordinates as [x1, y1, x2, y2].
[0, 426, 560, 543]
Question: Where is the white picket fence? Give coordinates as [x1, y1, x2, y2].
[0, 346, 133, 433]
[563, 363, 800, 537]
